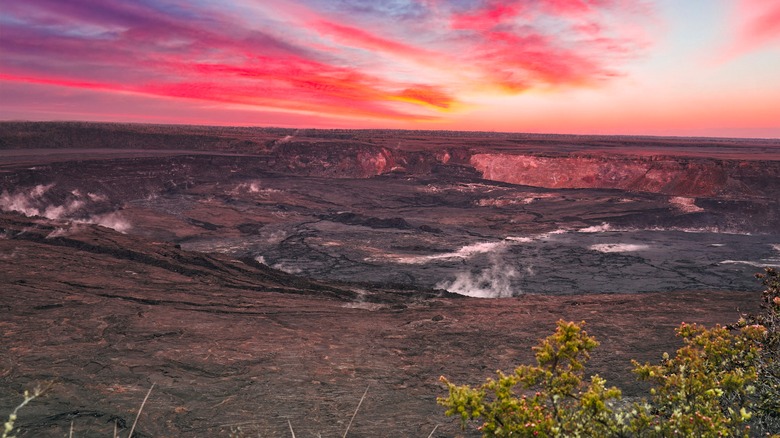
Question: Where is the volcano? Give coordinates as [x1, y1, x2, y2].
[1, 122, 778, 436]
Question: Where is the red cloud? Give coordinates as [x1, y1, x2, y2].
[444, 0, 634, 91]
[450, 2, 524, 31]
[0, 0, 654, 123]
[541, 0, 614, 16]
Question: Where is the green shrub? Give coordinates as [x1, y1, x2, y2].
[439, 320, 625, 437]
[631, 322, 761, 437]
[732, 267, 780, 434]
[439, 271, 780, 438]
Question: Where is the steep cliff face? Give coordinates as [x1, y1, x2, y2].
[470, 154, 779, 198]
[260, 143, 779, 199]
[268, 141, 456, 178]
[2, 122, 777, 199]
[265, 144, 779, 199]
[266, 141, 395, 178]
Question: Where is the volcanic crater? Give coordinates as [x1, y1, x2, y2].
[1, 122, 779, 436]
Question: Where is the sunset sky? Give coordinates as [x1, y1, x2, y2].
[1, 0, 779, 137]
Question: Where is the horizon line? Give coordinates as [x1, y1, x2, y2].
[2, 119, 779, 142]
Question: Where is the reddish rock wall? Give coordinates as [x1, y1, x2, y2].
[470, 153, 777, 198]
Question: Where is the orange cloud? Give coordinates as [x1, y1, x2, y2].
[394, 86, 455, 109]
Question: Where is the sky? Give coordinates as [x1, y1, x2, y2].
[1, 0, 779, 138]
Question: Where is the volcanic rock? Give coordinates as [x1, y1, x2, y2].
[1, 122, 778, 437]
[0, 212, 761, 437]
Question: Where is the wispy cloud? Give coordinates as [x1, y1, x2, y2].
[713, 0, 780, 65]
[0, 0, 655, 122]
[720, 0, 780, 60]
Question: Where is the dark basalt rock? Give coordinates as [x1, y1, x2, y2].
[319, 212, 413, 230]
[236, 222, 265, 235]
[184, 217, 222, 231]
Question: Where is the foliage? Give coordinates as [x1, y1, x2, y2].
[731, 267, 780, 434]
[439, 320, 625, 437]
[631, 322, 761, 437]
[439, 271, 780, 438]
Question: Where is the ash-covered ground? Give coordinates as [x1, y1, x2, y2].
[1, 122, 779, 436]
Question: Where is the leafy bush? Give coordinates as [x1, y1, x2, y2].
[631, 322, 761, 437]
[439, 269, 780, 437]
[732, 267, 780, 434]
[439, 320, 624, 437]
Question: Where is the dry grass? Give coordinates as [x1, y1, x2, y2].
[3, 383, 153, 438]
[4, 383, 442, 437]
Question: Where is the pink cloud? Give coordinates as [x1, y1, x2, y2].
[443, 0, 641, 91]
[450, 2, 524, 31]
[0, 0, 655, 123]
[311, 19, 439, 63]
[736, 0, 780, 48]
[718, 0, 780, 61]
[541, 0, 614, 16]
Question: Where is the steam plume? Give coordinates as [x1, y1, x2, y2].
[436, 253, 519, 298]
[0, 184, 130, 232]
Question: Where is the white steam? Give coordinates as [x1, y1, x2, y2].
[254, 255, 304, 274]
[0, 184, 130, 233]
[579, 223, 612, 233]
[506, 229, 568, 242]
[476, 192, 557, 207]
[577, 222, 750, 236]
[367, 230, 565, 292]
[387, 241, 506, 264]
[262, 230, 288, 244]
[436, 253, 519, 298]
[387, 231, 568, 265]
[589, 243, 650, 253]
[272, 261, 303, 274]
[425, 240, 526, 298]
[721, 260, 780, 268]
[82, 212, 131, 233]
[87, 192, 108, 202]
[46, 224, 83, 239]
[1, 184, 56, 218]
[723, 243, 780, 268]
[231, 181, 282, 196]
